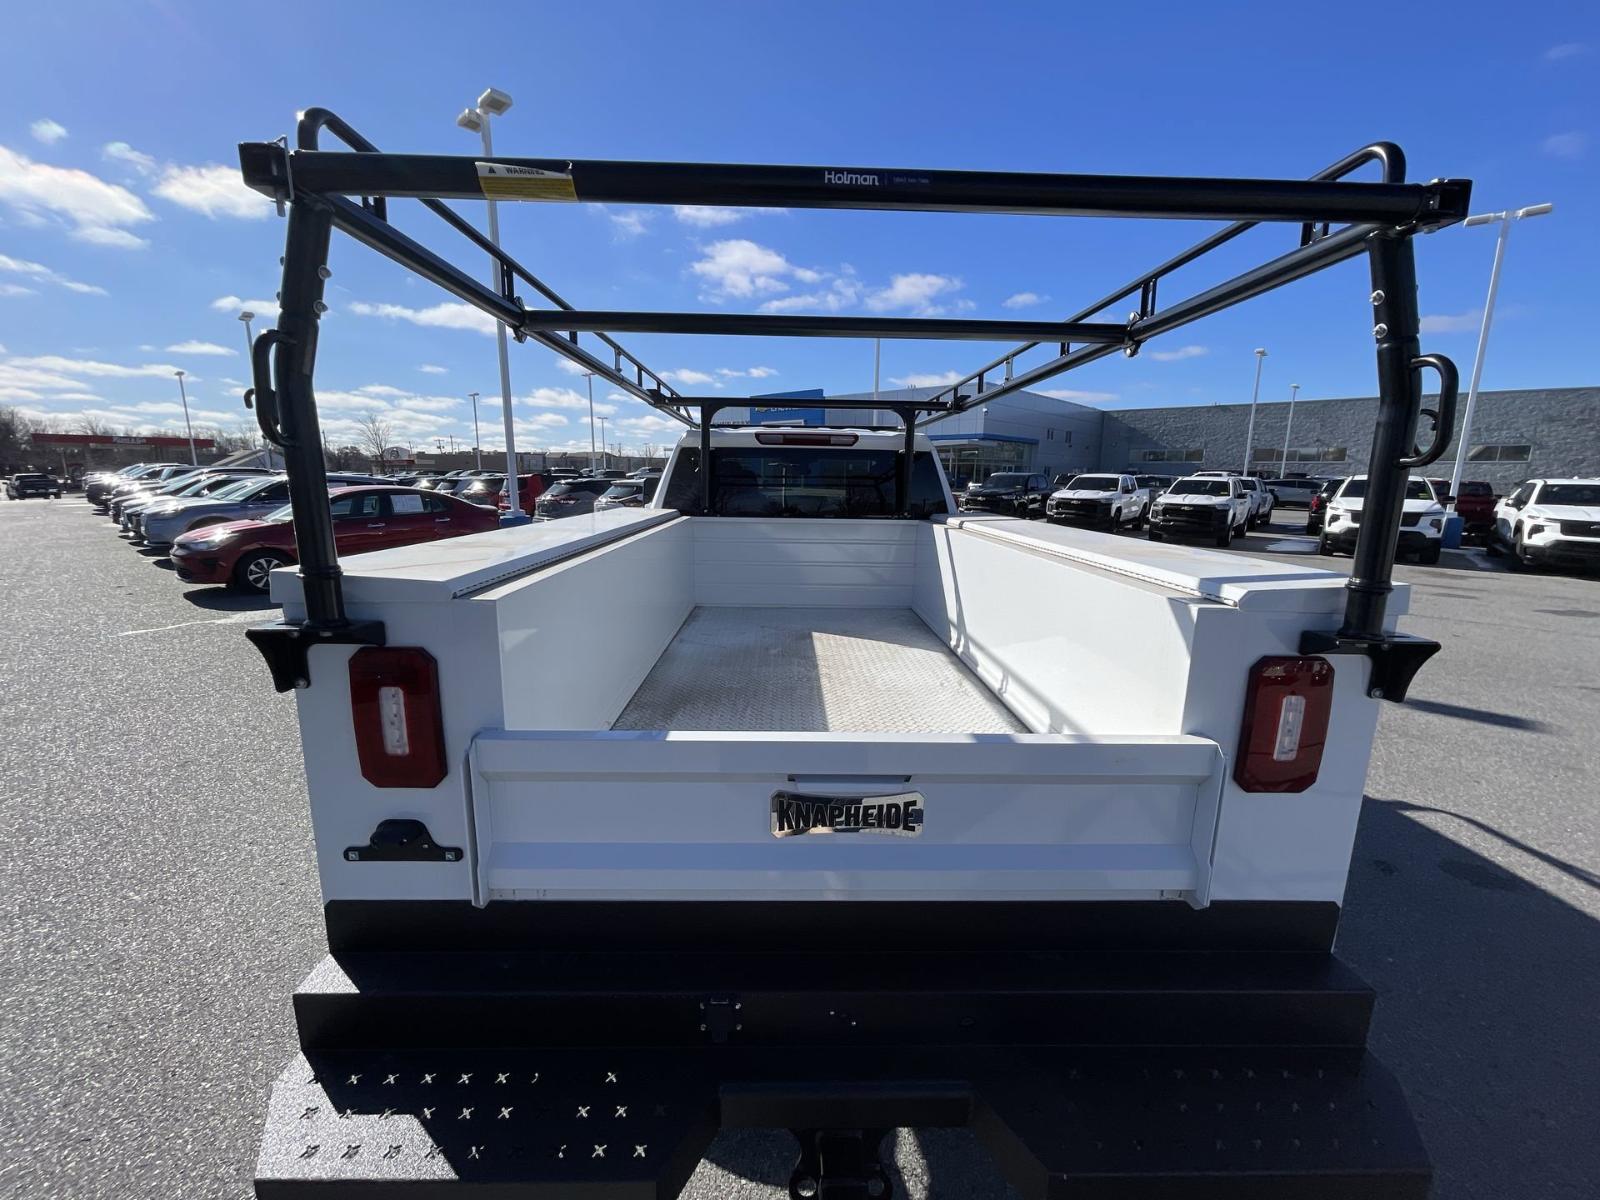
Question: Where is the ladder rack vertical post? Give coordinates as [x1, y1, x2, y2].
[274, 199, 346, 629]
[1342, 231, 1422, 642]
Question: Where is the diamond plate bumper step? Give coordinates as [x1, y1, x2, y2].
[255, 1046, 1428, 1198]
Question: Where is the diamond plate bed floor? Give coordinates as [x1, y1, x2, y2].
[612, 606, 1026, 734]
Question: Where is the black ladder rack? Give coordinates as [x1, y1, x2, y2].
[237, 111, 1469, 697]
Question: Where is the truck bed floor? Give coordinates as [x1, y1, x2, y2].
[612, 606, 1025, 734]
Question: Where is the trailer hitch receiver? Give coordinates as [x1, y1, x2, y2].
[790, 1128, 894, 1200]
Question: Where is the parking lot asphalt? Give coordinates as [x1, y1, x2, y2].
[1, 497, 1596, 1200]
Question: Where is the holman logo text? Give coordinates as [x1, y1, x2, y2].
[824, 169, 880, 186]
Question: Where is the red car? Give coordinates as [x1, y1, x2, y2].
[170, 485, 499, 593]
[1452, 480, 1497, 540]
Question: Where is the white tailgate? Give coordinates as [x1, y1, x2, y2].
[467, 731, 1224, 905]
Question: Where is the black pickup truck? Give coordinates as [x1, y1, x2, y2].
[5, 472, 62, 499]
[959, 471, 1052, 518]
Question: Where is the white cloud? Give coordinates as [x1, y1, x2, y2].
[0, 253, 108, 295]
[716, 366, 778, 379]
[1542, 131, 1588, 159]
[211, 294, 279, 316]
[418, 364, 448, 375]
[152, 162, 274, 219]
[165, 340, 236, 356]
[102, 141, 158, 175]
[608, 209, 651, 237]
[7, 354, 185, 379]
[1544, 42, 1589, 61]
[348, 300, 497, 335]
[889, 371, 965, 387]
[316, 390, 392, 413]
[659, 368, 715, 385]
[107, 400, 185, 415]
[757, 274, 861, 314]
[397, 396, 461, 413]
[1001, 291, 1046, 309]
[865, 273, 966, 316]
[673, 205, 749, 228]
[552, 356, 590, 376]
[0, 283, 34, 297]
[1148, 344, 1208, 362]
[0, 144, 155, 244]
[689, 239, 821, 299]
[523, 386, 616, 416]
[30, 119, 68, 145]
[1419, 310, 1482, 334]
[72, 224, 148, 249]
[1038, 387, 1118, 404]
[518, 412, 570, 431]
[355, 384, 408, 398]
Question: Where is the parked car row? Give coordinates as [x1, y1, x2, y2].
[82, 463, 500, 593]
[394, 466, 660, 519]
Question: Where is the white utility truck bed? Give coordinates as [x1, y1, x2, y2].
[613, 606, 1027, 733]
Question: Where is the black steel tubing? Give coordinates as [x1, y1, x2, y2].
[253, 151, 1470, 226]
[325, 197, 693, 425]
[1127, 223, 1376, 340]
[272, 200, 346, 630]
[922, 143, 1419, 415]
[897, 408, 916, 518]
[1342, 232, 1425, 641]
[919, 223, 1375, 417]
[516, 310, 1130, 344]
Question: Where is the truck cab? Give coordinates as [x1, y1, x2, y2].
[1044, 472, 1149, 530]
[652, 426, 952, 518]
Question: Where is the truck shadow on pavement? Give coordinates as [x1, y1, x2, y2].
[1402, 698, 1554, 734]
[179, 587, 274, 613]
[1341, 796, 1600, 1200]
[687, 796, 1598, 1200]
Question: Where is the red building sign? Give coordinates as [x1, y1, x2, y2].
[30, 432, 216, 449]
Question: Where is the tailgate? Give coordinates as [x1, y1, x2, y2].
[467, 731, 1224, 905]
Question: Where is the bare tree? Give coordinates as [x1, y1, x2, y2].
[353, 413, 395, 471]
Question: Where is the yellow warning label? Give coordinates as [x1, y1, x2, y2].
[475, 161, 577, 202]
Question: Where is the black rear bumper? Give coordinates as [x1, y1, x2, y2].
[259, 1042, 1427, 1199]
[256, 905, 1430, 1199]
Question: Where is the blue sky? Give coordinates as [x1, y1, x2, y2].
[2, 1, 1595, 456]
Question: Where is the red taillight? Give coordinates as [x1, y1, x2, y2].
[349, 647, 447, 788]
[754, 431, 859, 446]
[1233, 656, 1335, 793]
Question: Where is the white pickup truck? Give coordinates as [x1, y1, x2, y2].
[1043, 472, 1150, 530]
[235, 113, 1470, 1198]
[258, 423, 1431, 1194]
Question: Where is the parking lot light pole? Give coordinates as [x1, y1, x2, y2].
[582, 371, 598, 472]
[468, 391, 482, 470]
[598, 415, 609, 467]
[1448, 202, 1553, 500]
[238, 310, 255, 357]
[1242, 348, 1267, 474]
[173, 370, 197, 465]
[1280, 383, 1300, 471]
[456, 87, 524, 521]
